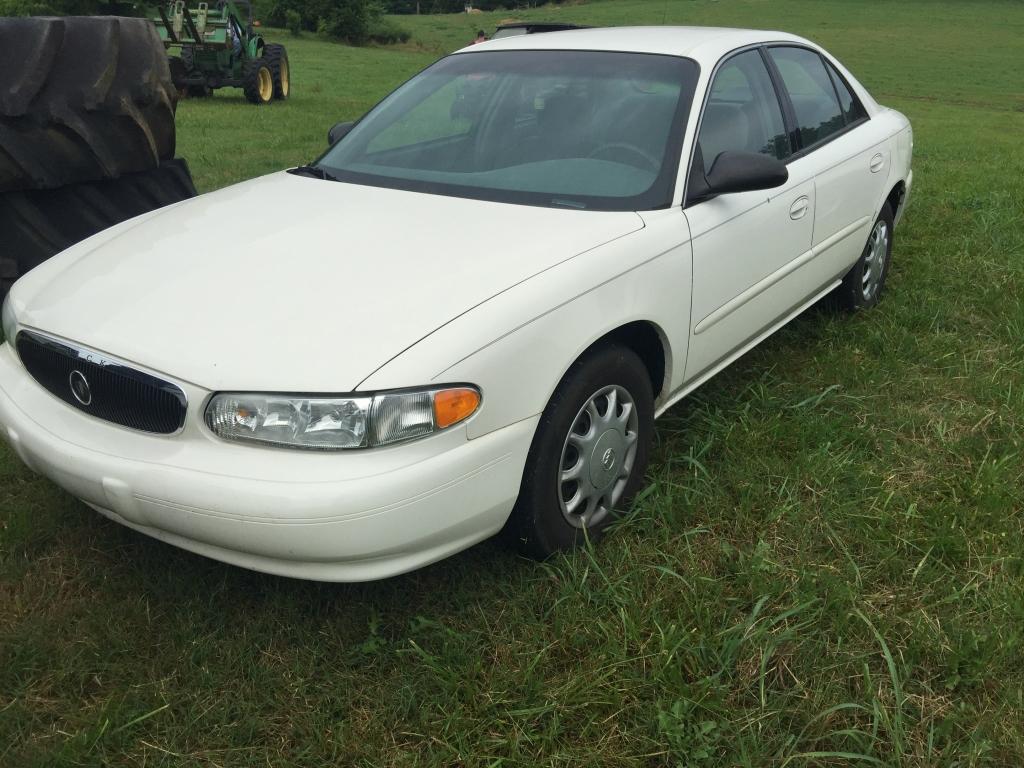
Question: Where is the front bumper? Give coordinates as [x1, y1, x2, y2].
[0, 342, 536, 581]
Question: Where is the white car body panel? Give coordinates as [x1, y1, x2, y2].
[9, 173, 642, 392]
[361, 206, 694, 438]
[0, 26, 913, 581]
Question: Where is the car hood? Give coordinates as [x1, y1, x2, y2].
[14, 172, 643, 391]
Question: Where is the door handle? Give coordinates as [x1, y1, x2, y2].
[789, 196, 809, 220]
[869, 153, 885, 173]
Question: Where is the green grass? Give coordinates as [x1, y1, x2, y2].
[3, 0, 1024, 764]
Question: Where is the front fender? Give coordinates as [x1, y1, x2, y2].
[359, 212, 694, 439]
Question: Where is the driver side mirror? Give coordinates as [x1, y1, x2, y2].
[687, 150, 788, 205]
[327, 121, 355, 146]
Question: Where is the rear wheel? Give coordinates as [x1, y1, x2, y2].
[508, 344, 654, 559]
[177, 47, 211, 98]
[168, 55, 187, 95]
[836, 202, 894, 311]
[243, 58, 274, 105]
[263, 43, 290, 100]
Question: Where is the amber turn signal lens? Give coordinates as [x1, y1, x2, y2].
[433, 388, 481, 429]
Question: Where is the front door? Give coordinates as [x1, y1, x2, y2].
[683, 49, 815, 382]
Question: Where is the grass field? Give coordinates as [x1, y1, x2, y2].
[2, 0, 1024, 764]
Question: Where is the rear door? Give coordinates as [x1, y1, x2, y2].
[766, 46, 891, 280]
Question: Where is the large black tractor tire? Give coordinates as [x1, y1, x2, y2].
[242, 57, 274, 105]
[263, 43, 290, 100]
[0, 16, 178, 193]
[0, 159, 196, 302]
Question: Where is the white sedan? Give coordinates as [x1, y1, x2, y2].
[0, 27, 912, 581]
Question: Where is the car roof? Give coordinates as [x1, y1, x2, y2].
[460, 26, 811, 63]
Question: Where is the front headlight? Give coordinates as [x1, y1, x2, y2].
[204, 386, 481, 450]
[1, 293, 16, 344]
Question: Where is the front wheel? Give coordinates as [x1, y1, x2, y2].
[836, 202, 894, 311]
[263, 43, 290, 100]
[508, 344, 654, 559]
[242, 58, 274, 105]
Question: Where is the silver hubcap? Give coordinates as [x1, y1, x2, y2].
[861, 220, 889, 300]
[558, 385, 640, 529]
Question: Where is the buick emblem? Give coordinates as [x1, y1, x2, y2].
[601, 447, 616, 471]
[69, 369, 92, 406]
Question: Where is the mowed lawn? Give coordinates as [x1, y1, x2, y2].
[2, 0, 1024, 764]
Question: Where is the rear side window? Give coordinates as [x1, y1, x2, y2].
[826, 60, 867, 123]
[768, 46, 846, 148]
[697, 50, 791, 175]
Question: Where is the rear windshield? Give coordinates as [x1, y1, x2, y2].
[318, 50, 699, 211]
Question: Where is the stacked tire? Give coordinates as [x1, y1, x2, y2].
[0, 16, 197, 301]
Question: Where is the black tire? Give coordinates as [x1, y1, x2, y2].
[262, 43, 290, 100]
[0, 16, 178, 192]
[0, 158, 197, 302]
[242, 58, 274, 105]
[508, 344, 654, 559]
[178, 47, 212, 97]
[179, 45, 195, 72]
[168, 55, 187, 92]
[836, 202, 895, 311]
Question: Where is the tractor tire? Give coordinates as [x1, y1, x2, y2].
[179, 45, 195, 72]
[168, 55, 188, 92]
[242, 57, 274, 105]
[0, 158, 197, 302]
[0, 16, 177, 193]
[263, 43, 290, 100]
[178, 46, 211, 97]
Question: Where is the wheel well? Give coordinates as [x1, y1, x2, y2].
[885, 181, 906, 218]
[587, 321, 668, 399]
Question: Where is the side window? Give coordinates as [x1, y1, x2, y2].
[768, 47, 846, 148]
[697, 50, 791, 175]
[825, 61, 867, 123]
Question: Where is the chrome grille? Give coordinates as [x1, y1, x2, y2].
[16, 331, 187, 435]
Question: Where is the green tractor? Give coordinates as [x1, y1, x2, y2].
[154, 0, 289, 104]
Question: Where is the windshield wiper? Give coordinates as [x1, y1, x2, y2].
[551, 198, 588, 210]
[288, 164, 339, 182]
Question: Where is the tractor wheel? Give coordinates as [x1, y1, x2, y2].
[177, 46, 211, 97]
[168, 56, 186, 88]
[0, 159, 197, 303]
[179, 45, 195, 71]
[0, 16, 178, 192]
[263, 43, 290, 100]
[242, 58, 274, 105]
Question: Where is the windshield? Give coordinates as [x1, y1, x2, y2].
[318, 50, 699, 211]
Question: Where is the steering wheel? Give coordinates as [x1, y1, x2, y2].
[586, 142, 660, 172]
